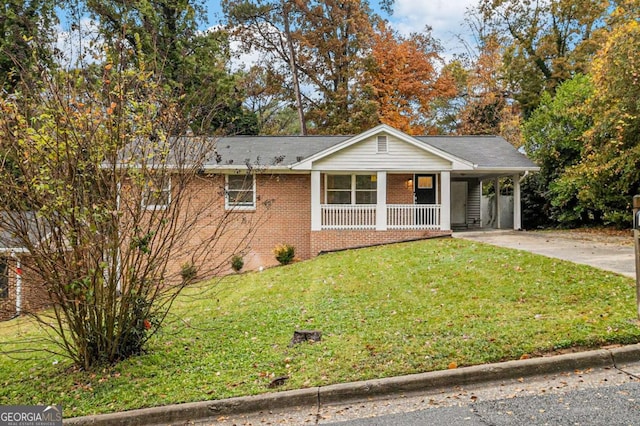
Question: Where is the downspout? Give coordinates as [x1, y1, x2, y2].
[519, 171, 529, 183]
[116, 181, 122, 294]
[12, 251, 22, 316]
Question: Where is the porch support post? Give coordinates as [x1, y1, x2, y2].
[311, 171, 321, 231]
[441, 171, 451, 231]
[494, 178, 501, 229]
[376, 171, 387, 231]
[513, 174, 522, 230]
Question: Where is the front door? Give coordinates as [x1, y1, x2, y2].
[451, 181, 468, 225]
[414, 174, 436, 204]
[414, 174, 436, 225]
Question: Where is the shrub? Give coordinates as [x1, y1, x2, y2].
[180, 262, 197, 283]
[273, 244, 295, 265]
[231, 255, 244, 272]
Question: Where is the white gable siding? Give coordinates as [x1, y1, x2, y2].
[314, 134, 452, 171]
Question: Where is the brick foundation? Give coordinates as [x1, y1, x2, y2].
[311, 229, 451, 256]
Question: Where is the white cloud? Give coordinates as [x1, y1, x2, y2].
[391, 0, 478, 57]
[55, 18, 103, 68]
[227, 32, 269, 72]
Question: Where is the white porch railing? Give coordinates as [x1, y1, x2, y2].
[321, 204, 376, 230]
[387, 204, 441, 230]
[320, 204, 441, 230]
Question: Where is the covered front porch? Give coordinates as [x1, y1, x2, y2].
[309, 170, 525, 233]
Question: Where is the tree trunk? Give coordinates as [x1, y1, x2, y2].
[282, 1, 307, 135]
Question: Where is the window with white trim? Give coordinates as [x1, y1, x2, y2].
[142, 175, 171, 210]
[226, 174, 256, 210]
[326, 174, 377, 204]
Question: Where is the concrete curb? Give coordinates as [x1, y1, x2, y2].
[611, 344, 640, 365]
[64, 344, 640, 426]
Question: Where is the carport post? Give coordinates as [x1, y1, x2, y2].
[634, 195, 640, 320]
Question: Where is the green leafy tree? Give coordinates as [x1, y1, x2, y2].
[83, 0, 257, 134]
[0, 0, 57, 92]
[560, 3, 640, 227]
[180, 30, 259, 135]
[522, 74, 594, 226]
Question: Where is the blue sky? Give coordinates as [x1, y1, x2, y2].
[202, 0, 476, 58]
[55, 0, 477, 67]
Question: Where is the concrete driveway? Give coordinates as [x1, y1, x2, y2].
[453, 229, 636, 278]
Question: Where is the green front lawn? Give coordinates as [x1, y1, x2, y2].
[1, 237, 638, 417]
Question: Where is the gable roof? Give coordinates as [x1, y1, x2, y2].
[290, 124, 475, 170]
[201, 124, 538, 172]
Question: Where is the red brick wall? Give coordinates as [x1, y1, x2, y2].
[0, 255, 48, 321]
[166, 173, 312, 277]
[241, 174, 311, 268]
[2, 171, 452, 320]
[173, 172, 448, 274]
[387, 174, 414, 204]
[21, 259, 49, 314]
[0, 256, 17, 321]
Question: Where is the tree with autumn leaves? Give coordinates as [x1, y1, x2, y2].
[365, 22, 456, 135]
[550, 2, 640, 226]
[473, 0, 608, 117]
[225, 0, 457, 135]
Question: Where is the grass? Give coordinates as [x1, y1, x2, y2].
[1, 237, 639, 417]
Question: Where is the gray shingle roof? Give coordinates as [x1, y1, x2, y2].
[210, 135, 349, 168]
[209, 134, 537, 170]
[415, 136, 537, 169]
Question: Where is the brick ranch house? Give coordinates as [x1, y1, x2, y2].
[197, 124, 538, 267]
[0, 124, 538, 320]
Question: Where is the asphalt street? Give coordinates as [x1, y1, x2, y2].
[198, 359, 640, 425]
[325, 382, 640, 425]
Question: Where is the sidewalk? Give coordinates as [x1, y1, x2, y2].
[65, 344, 640, 426]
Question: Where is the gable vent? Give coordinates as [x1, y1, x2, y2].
[377, 135, 388, 153]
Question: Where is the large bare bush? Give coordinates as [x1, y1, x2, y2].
[0, 51, 262, 369]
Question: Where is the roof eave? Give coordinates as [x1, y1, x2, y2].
[0, 247, 29, 253]
[201, 164, 295, 173]
[291, 124, 477, 170]
[474, 166, 540, 172]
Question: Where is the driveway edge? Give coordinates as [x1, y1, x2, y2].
[64, 344, 640, 426]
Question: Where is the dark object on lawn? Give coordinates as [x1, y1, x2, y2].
[289, 330, 322, 347]
[268, 375, 289, 388]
